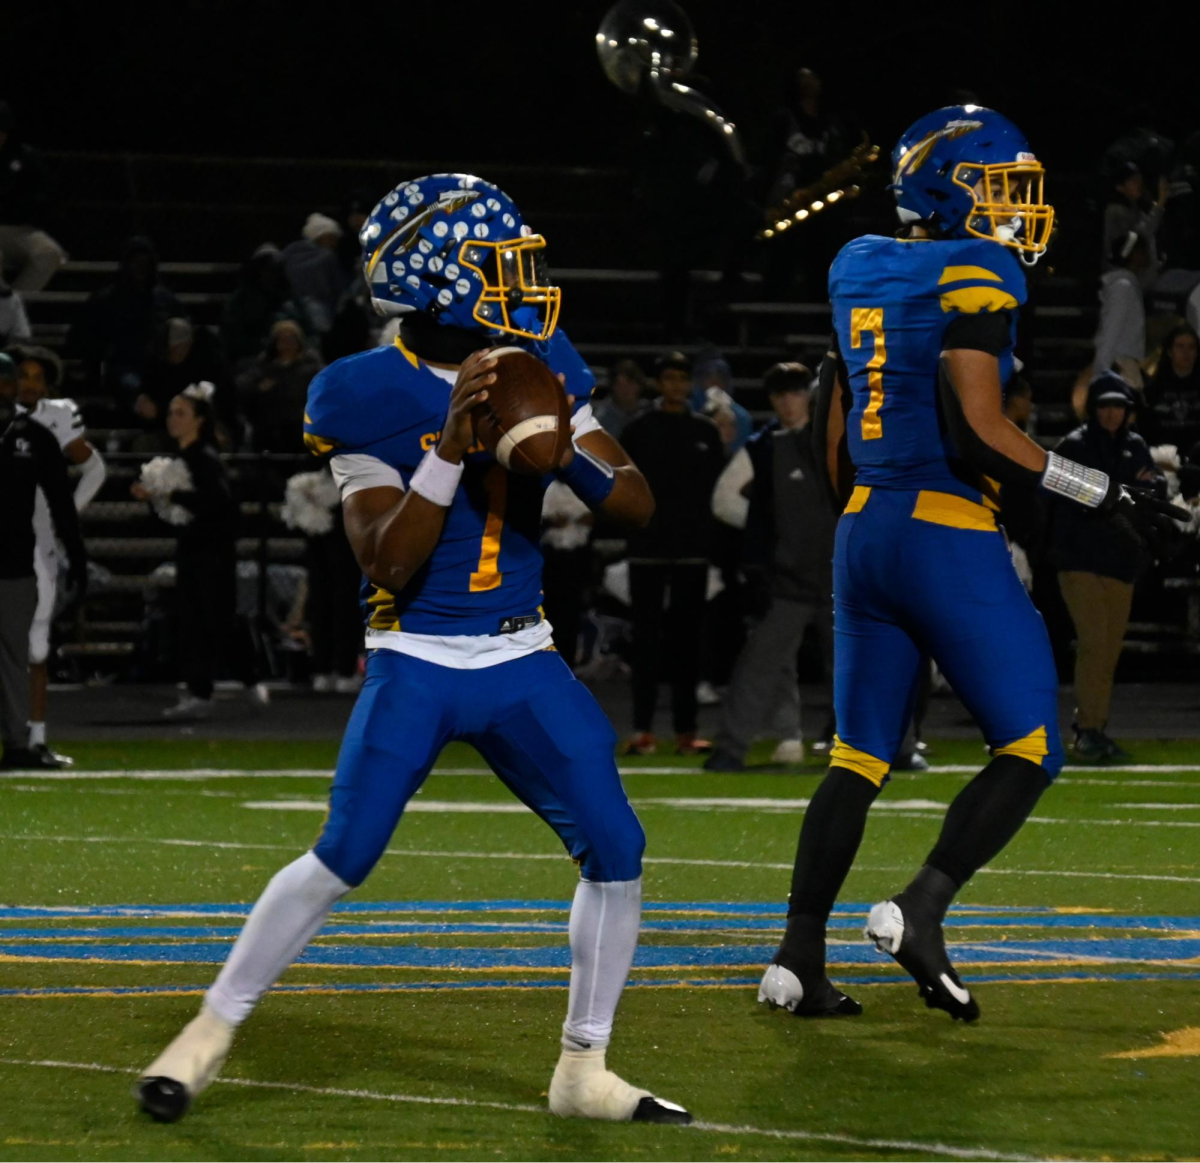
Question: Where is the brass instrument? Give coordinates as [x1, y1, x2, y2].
[759, 135, 881, 241]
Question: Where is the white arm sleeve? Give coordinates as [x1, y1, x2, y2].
[712, 447, 753, 529]
[330, 452, 404, 499]
[570, 402, 603, 441]
[73, 445, 106, 511]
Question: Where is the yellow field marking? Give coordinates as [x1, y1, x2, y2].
[1108, 1027, 1200, 1059]
[3, 970, 1199, 1003]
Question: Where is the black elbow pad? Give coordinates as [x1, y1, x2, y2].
[937, 357, 1041, 492]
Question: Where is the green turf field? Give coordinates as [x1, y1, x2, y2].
[2, 737, 1198, 1161]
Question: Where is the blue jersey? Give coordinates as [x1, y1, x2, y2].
[303, 328, 594, 637]
[830, 235, 1026, 504]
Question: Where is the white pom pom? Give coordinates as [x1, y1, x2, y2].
[139, 456, 194, 526]
[280, 470, 340, 536]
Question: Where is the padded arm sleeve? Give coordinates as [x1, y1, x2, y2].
[811, 347, 855, 508]
[942, 312, 1011, 356]
[937, 356, 1042, 491]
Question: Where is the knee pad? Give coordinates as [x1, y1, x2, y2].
[578, 807, 646, 884]
[313, 785, 399, 887]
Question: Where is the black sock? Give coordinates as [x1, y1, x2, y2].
[776, 765, 882, 976]
[924, 754, 1048, 890]
[895, 865, 958, 925]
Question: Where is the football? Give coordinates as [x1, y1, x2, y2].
[471, 347, 572, 475]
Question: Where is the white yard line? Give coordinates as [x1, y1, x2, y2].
[1, 763, 1198, 781]
[3, 831, 1200, 884]
[0, 1057, 1040, 1161]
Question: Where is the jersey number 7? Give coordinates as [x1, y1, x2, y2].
[850, 308, 887, 441]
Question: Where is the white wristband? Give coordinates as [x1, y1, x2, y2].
[1041, 451, 1110, 509]
[409, 449, 464, 507]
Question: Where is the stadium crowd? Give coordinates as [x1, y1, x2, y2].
[3, 95, 1200, 771]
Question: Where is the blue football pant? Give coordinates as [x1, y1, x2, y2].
[832, 489, 1064, 781]
[314, 648, 645, 886]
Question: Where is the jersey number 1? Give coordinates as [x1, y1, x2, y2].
[470, 465, 507, 592]
[850, 307, 886, 441]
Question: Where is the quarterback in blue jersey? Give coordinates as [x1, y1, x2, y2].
[757, 108, 1181, 1023]
[137, 175, 691, 1127]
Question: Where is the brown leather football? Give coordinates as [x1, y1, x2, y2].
[471, 347, 572, 475]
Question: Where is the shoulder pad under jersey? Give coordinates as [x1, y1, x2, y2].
[304, 344, 421, 455]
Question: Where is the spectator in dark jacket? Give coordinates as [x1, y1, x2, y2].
[221, 244, 312, 370]
[0, 102, 67, 291]
[1144, 325, 1200, 450]
[66, 236, 183, 412]
[237, 319, 322, 453]
[281, 213, 346, 336]
[705, 364, 835, 771]
[1051, 374, 1163, 761]
[620, 351, 726, 755]
[594, 359, 649, 440]
[137, 319, 233, 448]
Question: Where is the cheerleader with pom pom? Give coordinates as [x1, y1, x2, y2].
[130, 385, 266, 718]
[281, 470, 362, 691]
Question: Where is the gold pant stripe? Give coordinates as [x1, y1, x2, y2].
[993, 725, 1049, 766]
[911, 490, 997, 532]
[829, 736, 890, 786]
[843, 485, 872, 514]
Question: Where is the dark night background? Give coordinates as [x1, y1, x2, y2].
[5, 2, 1198, 171]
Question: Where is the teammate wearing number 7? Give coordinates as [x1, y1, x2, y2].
[136, 175, 692, 1127]
[757, 107, 1183, 1022]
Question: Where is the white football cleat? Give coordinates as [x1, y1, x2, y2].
[771, 738, 805, 765]
[758, 962, 863, 1016]
[136, 1004, 236, 1122]
[162, 695, 212, 721]
[548, 1047, 691, 1124]
[758, 962, 804, 1011]
[865, 898, 979, 1022]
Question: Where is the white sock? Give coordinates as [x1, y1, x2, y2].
[28, 722, 46, 746]
[562, 877, 642, 1050]
[205, 851, 350, 1025]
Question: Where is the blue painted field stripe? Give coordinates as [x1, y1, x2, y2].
[0, 900, 1052, 921]
[3, 969, 1200, 999]
[3, 938, 1198, 968]
[4, 915, 1197, 941]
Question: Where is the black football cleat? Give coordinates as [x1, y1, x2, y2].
[31, 742, 73, 767]
[702, 748, 744, 772]
[865, 899, 980, 1022]
[631, 1096, 693, 1125]
[137, 1077, 191, 1123]
[0, 745, 62, 770]
[758, 963, 863, 1016]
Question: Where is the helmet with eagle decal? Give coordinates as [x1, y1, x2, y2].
[890, 106, 1055, 264]
[358, 174, 561, 341]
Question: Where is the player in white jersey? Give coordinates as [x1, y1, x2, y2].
[11, 347, 106, 768]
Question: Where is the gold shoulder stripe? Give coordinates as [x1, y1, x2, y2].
[938, 264, 1004, 285]
[940, 287, 1019, 315]
[393, 335, 420, 368]
[303, 431, 336, 456]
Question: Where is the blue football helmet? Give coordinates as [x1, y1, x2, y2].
[359, 174, 561, 341]
[891, 106, 1054, 264]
